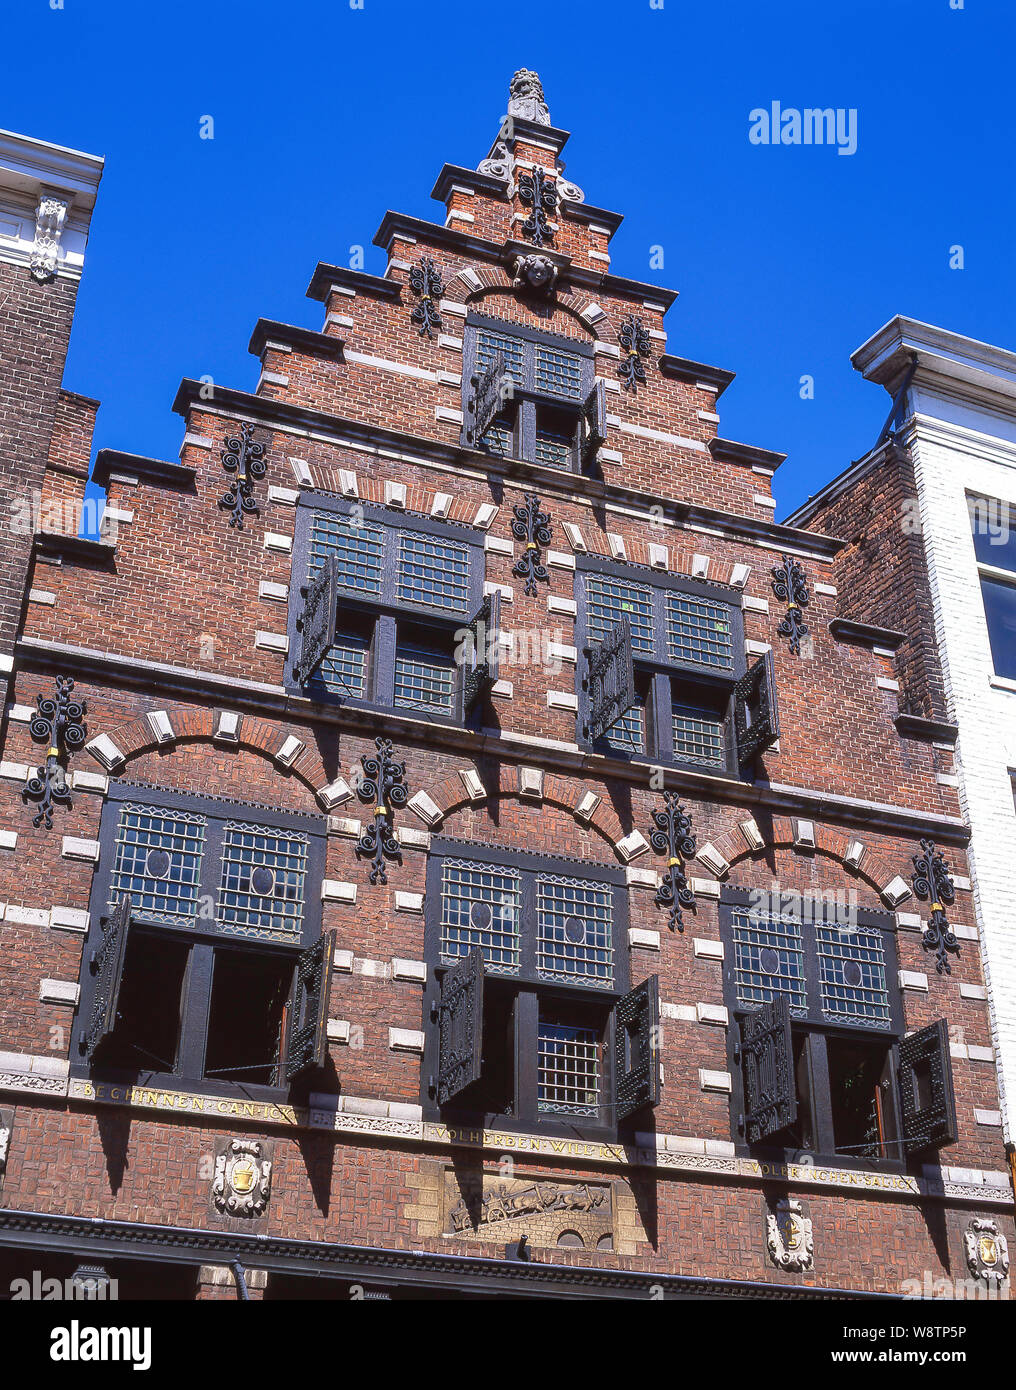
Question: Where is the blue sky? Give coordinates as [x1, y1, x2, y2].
[5, 0, 1014, 523]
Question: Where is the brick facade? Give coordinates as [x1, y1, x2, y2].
[0, 84, 1010, 1300]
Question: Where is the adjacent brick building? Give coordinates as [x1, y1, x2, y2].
[0, 77, 1010, 1300]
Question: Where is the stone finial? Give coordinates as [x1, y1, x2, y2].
[508, 69, 550, 125]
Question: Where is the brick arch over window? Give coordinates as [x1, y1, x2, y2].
[85, 709, 332, 803]
[405, 762, 631, 861]
[442, 265, 620, 345]
[693, 812, 914, 909]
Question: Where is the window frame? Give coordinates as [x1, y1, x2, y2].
[286, 494, 487, 727]
[967, 491, 1016, 681]
[421, 839, 631, 1139]
[462, 312, 597, 474]
[574, 554, 747, 776]
[718, 886, 908, 1172]
[70, 781, 327, 1102]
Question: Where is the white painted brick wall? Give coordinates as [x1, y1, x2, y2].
[906, 404, 1016, 1140]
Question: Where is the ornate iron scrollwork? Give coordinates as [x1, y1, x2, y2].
[618, 314, 651, 392]
[771, 555, 810, 655]
[409, 257, 445, 338]
[22, 676, 86, 828]
[649, 791, 697, 932]
[219, 422, 267, 529]
[510, 494, 552, 595]
[356, 737, 409, 884]
[911, 838, 960, 974]
[517, 166, 558, 247]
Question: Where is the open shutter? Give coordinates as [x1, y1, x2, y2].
[583, 616, 637, 743]
[432, 947, 485, 1106]
[733, 650, 780, 768]
[464, 354, 512, 447]
[284, 929, 336, 1083]
[737, 996, 797, 1144]
[897, 1019, 958, 1156]
[83, 893, 132, 1061]
[293, 555, 339, 685]
[580, 380, 607, 467]
[614, 974, 661, 1121]
[462, 590, 501, 712]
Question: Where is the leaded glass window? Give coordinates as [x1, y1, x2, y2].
[665, 592, 734, 669]
[314, 634, 369, 699]
[439, 860, 522, 973]
[604, 698, 645, 754]
[476, 327, 526, 385]
[309, 512, 384, 596]
[394, 647, 456, 714]
[217, 822, 309, 943]
[111, 804, 206, 926]
[731, 910, 807, 1014]
[536, 875, 614, 988]
[538, 1020, 600, 1114]
[396, 531, 471, 612]
[672, 704, 725, 767]
[534, 343, 583, 399]
[817, 923, 891, 1029]
[586, 575, 654, 652]
[534, 421, 574, 469]
[482, 415, 514, 457]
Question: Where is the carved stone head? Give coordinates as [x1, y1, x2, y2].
[511, 253, 558, 295]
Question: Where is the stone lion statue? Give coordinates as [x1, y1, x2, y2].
[508, 69, 551, 125]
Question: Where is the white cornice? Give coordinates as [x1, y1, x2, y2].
[0, 128, 103, 210]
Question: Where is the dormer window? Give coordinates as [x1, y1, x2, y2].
[462, 314, 605, 473]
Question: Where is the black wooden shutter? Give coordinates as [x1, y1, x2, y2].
[738, 996, 797, 1144]
[580, 380, 607, 466]
[464, 354, 511, 447]
[733, 650, 781, 768]
[433, 947, 485, 1105]
[293, 555, 339, 685]
[897, 1019, 958, 1155]
[583, 616, 637, 743]
[614, 974, 661, 1121]
[83, 893, 132, 1061]
[462, 590, 501, 711]
[284, 929, 336, 1083]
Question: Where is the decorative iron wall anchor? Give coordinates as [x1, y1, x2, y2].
[517, 166, 558, 247]
[649, 791, 697, 931]
[911, 838, 960, 974]
[771, 554, 810, 654]
[22, 676, 86, 828]
[356, 737, 409, 884]
[618, 315, 651, 392]
[409, 257, 445, 338]
[219, 422, 267, 529]
[511, 495, 552, 596]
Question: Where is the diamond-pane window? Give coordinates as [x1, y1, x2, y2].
[538, 1020, 600, 1114]
[111, 804, 206, 926]
[534, 344, 583, 399]
[536, 875, 614, 988]
[309, 512, 384, 596]
[476, 329, 525, 387]
[216, 822, 308, 943]
[817, 923, 892, 1029]
[665, 593, 734, 668]
[732, 910, 807, 1014]
[440, 860, 521, 974]
[586, 576, 653, 652]
[394, 647, 456, 715]
[396, 531, 471, 612]
[672, 704, 725, 767]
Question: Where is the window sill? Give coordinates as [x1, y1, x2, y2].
[988, 673, 1016, 694]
